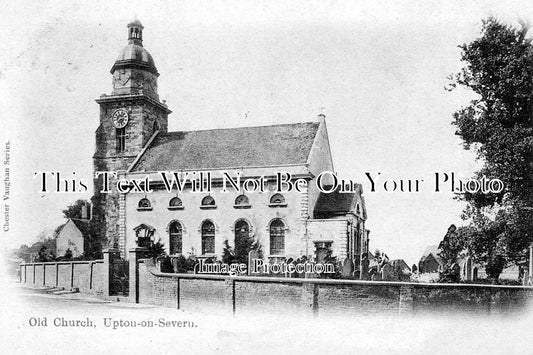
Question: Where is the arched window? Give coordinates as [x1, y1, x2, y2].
[234, 195, 250, 208]
[269, 219, 285, 255]
[200, 195, 216, 209]
[116, 128, 126, 152]
[201, 220, 215, 254]
[269, 193, 286, 207]
[137, 198, 152, 211]
[169, 221, 183, 255]
[168, 197, 183, 210]
[234, 220, 250, 256]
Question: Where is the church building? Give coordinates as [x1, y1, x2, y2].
[93, 20, 369, 269]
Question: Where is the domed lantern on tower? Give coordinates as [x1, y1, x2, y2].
[110, 18, 159, 99]
[94, 19, 171, 253]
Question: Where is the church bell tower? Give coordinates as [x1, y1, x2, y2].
[93, 19, 172, 251]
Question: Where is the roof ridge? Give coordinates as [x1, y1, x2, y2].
[70, 218, 89, 223]
[161, 121, 319, 135]
[132, 120, 321, 172]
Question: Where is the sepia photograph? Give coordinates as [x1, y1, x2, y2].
[1, 1, 532, 353]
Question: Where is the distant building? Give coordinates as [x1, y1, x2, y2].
[379, 259, 411, 281]
[390, 259, 411, 273]
[458, 256, 520, 282]
[418, 245, 444, 273]
[55, 219, 90, 258]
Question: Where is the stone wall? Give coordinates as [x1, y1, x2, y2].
[93, 95, 170, 253]
[20, 261, 105, 295]
[137, 259, 533, 316]
[124, 176, 309, 260]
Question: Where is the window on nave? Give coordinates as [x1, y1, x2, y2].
[269, 193, 287, 207]
[137, 198, 152, 211]
[168, 196, 183, 210]
[269, 219, 285, 255]
[201, 220, 215, 255]
[169, 221, 183, 254]
[234, 195, 250, 208]
[200, 195, 216, 209]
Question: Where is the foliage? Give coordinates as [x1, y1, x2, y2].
[450, 17, 533, 277]
[485, 253, 505, 281]
[159, 255, 174, 273]
[36, 245, 54, 262]
[400, 268, 412, 281]
[15, 244, 31, 263]
[86, 195, 106, 259]
[62, 198, 105, 260]
[63, 248, 73, 260]
[221, 240, 235, 264]
[438, 225, 463, 264]
[17, 237, 57, 262]
[438, 264, 461, 283]
[319, 248, 341, 279]
[62, 199, 90, 219]
[172, 255, 197, 273]
[438, 225, 466, 282]
[221, 237, 263, 266]
[147, 239, 166, 259]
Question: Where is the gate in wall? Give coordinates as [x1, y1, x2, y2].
[110, 258, 129, 296]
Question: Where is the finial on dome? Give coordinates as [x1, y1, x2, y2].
[127, 17, 144, 46]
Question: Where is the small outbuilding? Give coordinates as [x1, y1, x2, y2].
[55, 219, 89, 258]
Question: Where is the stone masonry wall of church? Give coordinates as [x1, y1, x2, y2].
[94, 98, 168, 250]
[123, 180, 310, 259]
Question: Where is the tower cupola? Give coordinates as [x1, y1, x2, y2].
[127, 18, 144, 45]
[110, 18, 159, 98]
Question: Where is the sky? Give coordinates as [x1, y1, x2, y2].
[1, 0, 532, 265]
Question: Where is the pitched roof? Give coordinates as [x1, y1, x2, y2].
[131, 122, 320, 172]
[420, 245, 444, 265]
[70, 219, 91, 238]
[389, 259, 411, 271]
[313, 187, 359, 219]
[421, 245, 439, 258]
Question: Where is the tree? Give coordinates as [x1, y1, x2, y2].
[61, 199, 106, 260]
[222, 235, 263, 266]
[438, 225, 463, 264]
[438, 225, 467, 282]
[16, 244, 31, 263]
[36, 245, 54, 262]
[147, 239, 166, 259]
[62, 199, 90, 219]
[86, 196, 106, 259]
[63, 248, 73, 260]
[319, 248, 341, 279]
[221, 240, 235, 264]
[450, 17, 533, 278]
[234, 232, 254, 264]
[173, 255, 195, 273]
[486, 254, 505, 282]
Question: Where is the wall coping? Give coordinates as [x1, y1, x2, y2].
[308, 219, 348, 223]
[140, 259, 533, 291]
[20, 260, 104, 266]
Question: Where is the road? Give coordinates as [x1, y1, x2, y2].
[2, 279, 533, 354]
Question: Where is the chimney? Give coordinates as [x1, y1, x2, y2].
[81, 204, 87, 220]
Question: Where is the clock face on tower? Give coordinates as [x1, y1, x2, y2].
[111, 109, 129, 129]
